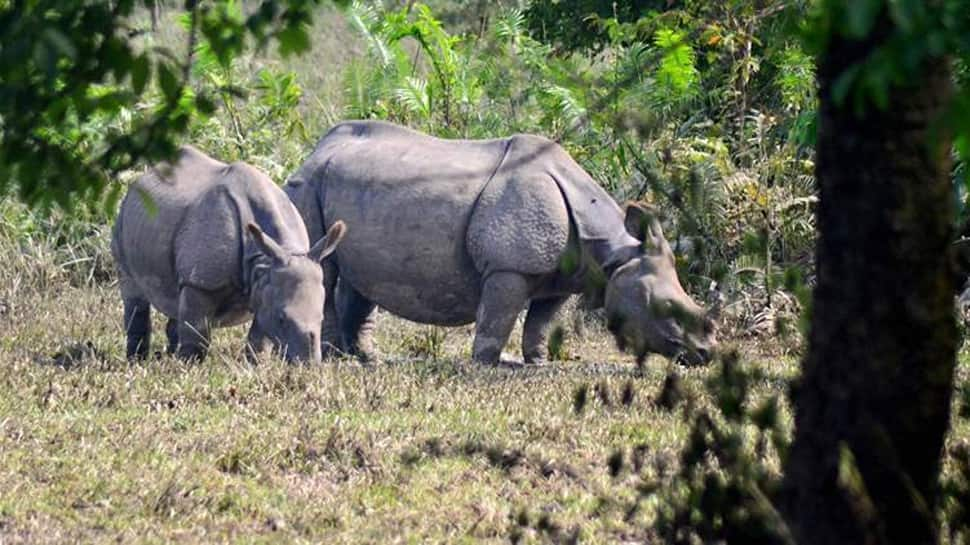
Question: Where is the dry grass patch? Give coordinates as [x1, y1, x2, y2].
[0, 250, 966, 543]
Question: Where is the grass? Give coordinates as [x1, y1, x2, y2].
[0, 265, 759, 544]
[2, 260, 967, 543]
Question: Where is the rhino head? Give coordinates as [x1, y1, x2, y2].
[246, 221, 346, 363]
[604, 204, 717, 366]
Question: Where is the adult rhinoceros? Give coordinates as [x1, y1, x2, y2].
[112, 146, 346, 363]
[284, 121, 716, 365]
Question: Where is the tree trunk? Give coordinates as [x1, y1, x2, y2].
[781, 15, 957, 545]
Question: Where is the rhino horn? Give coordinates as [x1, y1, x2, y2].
[624, 202, 671, 256]
[309, 220, 347, 263]
[247, 223, 289, 264]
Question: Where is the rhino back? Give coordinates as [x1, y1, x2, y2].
[466, 135, 573, 277]
[303, 121, 510, 325]
[467, 134, 640, 283]
[544, 146, 642, 267]
[113, 146, 228, 317]
[114, 147, 308, 322]
[175, 161, 310, 292]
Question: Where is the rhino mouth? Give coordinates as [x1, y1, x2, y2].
[675, 349, 710, 367]
[665, 338, 713, 367]
[611, 326, 713, 367]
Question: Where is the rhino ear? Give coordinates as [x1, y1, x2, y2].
[624, 203, 670, 255]
[309, 220, 347, 263]
[247, 223, 288, 264]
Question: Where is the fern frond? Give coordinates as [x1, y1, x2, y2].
[653, 27, 699, 102]
[347, 0, 394, 67]
[544, 84, 587, 130]
[342, 61, 377, 118]
[394, 76, 432, 120]
[494, 7, 526, 45]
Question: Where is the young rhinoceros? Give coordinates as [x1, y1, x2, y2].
[284, 120, 716, 366]
[112, 146, 346, 363]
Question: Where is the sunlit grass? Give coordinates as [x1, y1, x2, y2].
[0, 275, 813, 544]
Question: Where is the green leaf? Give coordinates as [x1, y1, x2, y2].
[157, 61, 180, 102]
[957, 134, 970, 163]
[195, 93, 217, 116]
[952, 92, 970, 161]
[837, 443, 877, 511]
[42, 28, 77, 61]
[862, 64, 890, 111]
[277, 24, 310, 57]
[103, 182, 124, 217]
[131, 54, 150, 95]
[831, 64, 861, 107]
[654, 27, 698, 99]
[887, 0, 926, 34]
[845, 0, 882, 39]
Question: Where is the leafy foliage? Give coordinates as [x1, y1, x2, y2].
[805, 0, 969, 111]
[177, 2, 312, 180]
[803, 1, 970, 223]
[524, 0, 669, 52]
[654, 28, 699, 98]
[0, 0, 342, 209]
[637, 352, 794, 544]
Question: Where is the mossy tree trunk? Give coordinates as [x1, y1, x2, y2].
[781, 15, 958, 545]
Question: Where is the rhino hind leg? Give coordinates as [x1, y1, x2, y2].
[522, 296, 568, 364]
[472, 271, 531, 364]
[165, 318, 179, 355]
[321, 261, 343, 357]
[175, 286, 216, 362]
[123, 297, 152, 359]
[337, 282, 377, 363]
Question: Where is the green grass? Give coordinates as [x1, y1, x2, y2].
[1, 276, 966, 543]
[0, 276, 752, 543]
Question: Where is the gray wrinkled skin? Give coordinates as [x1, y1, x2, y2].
[111, 146, 346, 363]
[604, 207, 717, 366]
[285, 120, 715, 365]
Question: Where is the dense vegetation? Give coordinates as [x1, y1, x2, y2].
[2, 0, 970, 543]
[3, 0, 827, 336]
[0, 0, 356, 207]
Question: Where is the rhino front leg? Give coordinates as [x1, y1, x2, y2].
[321, 261, 342, 357]
[337, 282, 377, 363]
[175, 286, 216, 362]
[123, 297, 152, 360]
[165, 318, 179, 355]
[244, 321, 270, 363]
[472, 272, 531, 364]
[522, 296, 568, 364]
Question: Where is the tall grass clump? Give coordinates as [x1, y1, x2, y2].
[0, 199, 115, 296]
